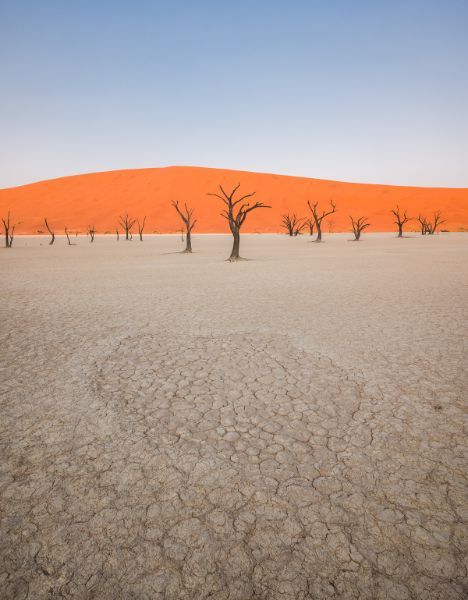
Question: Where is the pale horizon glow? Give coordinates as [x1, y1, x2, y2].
[1, 0, 467, 189]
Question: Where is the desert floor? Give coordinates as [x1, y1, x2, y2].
[1, 233, 467, 600]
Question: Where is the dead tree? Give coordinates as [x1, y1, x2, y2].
[391, 206, 412, 237]
[87, 226, 96, 242]
[172, 201, 197, 253]
[44, 218, 55, 245]
[118, 213, 136, 240]
[116, 229, 120, 241]
[304, 217, 315, 236]
[208, 183, 271, 261]
[307, 199, 337, 242]
[417, 215, 428, 235]
[350, 215, 370, 241]
[425, 211, 446, 234]
[1, 212, 17, 248]
[65, 227, 75, 245]
[137, 217, 146, 241]
[281, 213, 305, 236]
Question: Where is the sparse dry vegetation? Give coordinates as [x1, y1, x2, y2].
[281, 213, 305, 236]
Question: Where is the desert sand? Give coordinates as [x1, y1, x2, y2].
[1, 232, 467, 599]
[1, 166, 467, 234]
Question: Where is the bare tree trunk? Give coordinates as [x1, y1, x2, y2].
[2, 214, 10, 248]
[116, 229, 120, 241]
[186, 230, 192, 253]
[65, 228, 73, 245]
[229, 230, 241, 261]
[44, 218, 55, 245]
[305, 219, 314, 236]
[397, 224, 403, 237]
[316, 223, 322, 242]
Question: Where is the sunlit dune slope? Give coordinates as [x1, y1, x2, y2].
[0, 166, 467, 234]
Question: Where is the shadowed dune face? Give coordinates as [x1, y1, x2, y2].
[0, 166, 467, 234]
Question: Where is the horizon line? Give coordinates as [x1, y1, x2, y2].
[2, 165, 468, 192]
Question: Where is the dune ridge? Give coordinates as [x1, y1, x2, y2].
[0, 166, 467, 234]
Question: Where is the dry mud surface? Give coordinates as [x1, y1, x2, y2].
[1, 233, 467, 599]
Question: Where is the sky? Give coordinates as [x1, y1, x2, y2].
[1, 0, 467, 188]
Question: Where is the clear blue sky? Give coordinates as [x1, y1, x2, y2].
[1, 0, 467, 188]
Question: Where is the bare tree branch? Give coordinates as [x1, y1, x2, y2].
[64, 227, 75, 246]
[44, 218, 55, 245]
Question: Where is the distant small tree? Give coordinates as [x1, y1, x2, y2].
[208, 183, 271, 261]
[304, 218, 315, 236]
[116, 229, 120, 241]
[119, 213, 136, 240]
[172, 201, 197, 253]
[417, 215, 428, 235]
[425, 211, 446, 234]
[87, 226, 96, 242]
[65, 227, 75, 245]
[136, 217, 146, 241]
[391, 206, 412, 237]
[350, 215, 370, 241]
[307, 199, 337, 242]
[44, 218, 55, 245]
[1, 211, 18, 248]
[281, 213, 305, 236]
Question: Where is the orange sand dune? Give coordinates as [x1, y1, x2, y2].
[0, 166, 467, 234]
